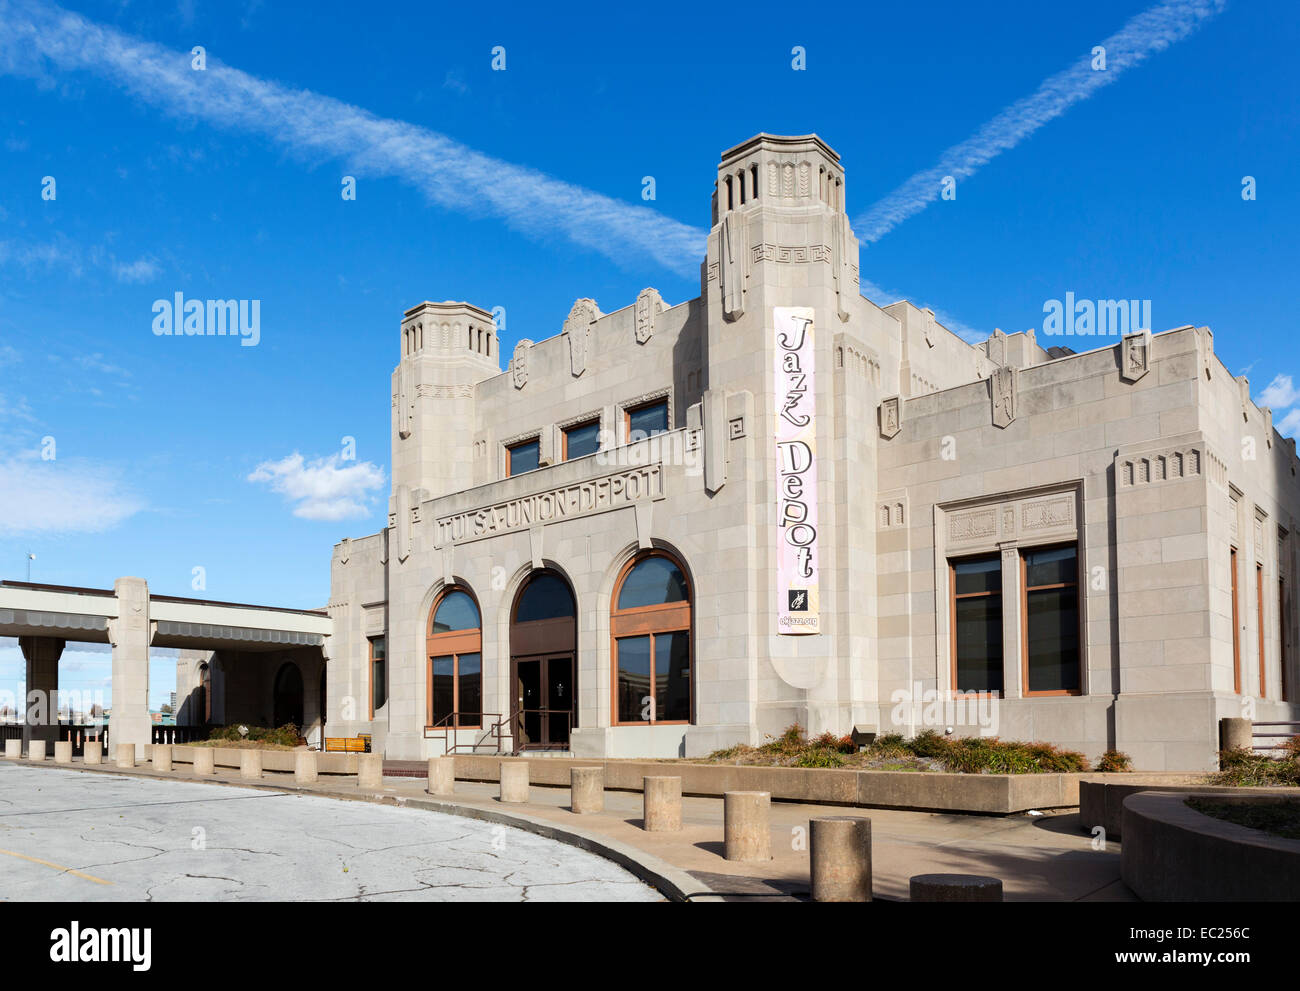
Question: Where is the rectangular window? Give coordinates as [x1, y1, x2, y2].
[615, 635, 651, 723]
[369, 636, 386, 717]
[429, 653, 481, 729]
[951, 554, 1002, 694]
[563, 419, 600, 460]
[507, 438, 540, 476]
[625, 399, 668, 441]
[1231, 547, 1241, 693]
[1281, 577, 1289, 703]
[1258, 562, 1267, 699]
[1022, 545, 1080, 694]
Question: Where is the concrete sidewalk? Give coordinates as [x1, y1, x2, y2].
[4, 756, 1134, 901]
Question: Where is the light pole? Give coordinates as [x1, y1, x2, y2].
[26, 552, 35, 582]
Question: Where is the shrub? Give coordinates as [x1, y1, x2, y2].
[207, 723, 300, 748]
[1097, 750, 1132, 773]
[1214, 745, 1300, 787]
[905, 729, 952, 760]
[795, 748, 845, 769]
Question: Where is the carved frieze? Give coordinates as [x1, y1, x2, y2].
[880, 396, 902, 439]
[1120, 329, 1151, 382]
[511, 339, 533, 389]
[563, 298, 601, 377]
[635, 288, 664, 345]
[991, 366, 1018, 428]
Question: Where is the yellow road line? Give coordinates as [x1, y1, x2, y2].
[0, 847, 113, 885]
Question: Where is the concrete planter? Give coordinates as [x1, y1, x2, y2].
[452, 755, 1087, 815]
[1121, 792, 1300, 901]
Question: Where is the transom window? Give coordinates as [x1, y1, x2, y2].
[563, 419, 600, 460]
[951, 554, 1003, 694]
[427, 588, 482, 729]
[625, 399, 669, 442]
[507, 438, 540, 476]
[612, 552, 692, 724]
[1021, 545, 1080, 695]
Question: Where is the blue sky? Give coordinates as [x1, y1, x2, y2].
[0, 0, 1296, 707]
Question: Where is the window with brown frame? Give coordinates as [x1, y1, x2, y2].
[1231, 547, 1241, 693]
[563, 419, 600, 461]
[624, 398, 669, 443]
[506, 438, 540, 476]
[1021, 544, 1081, 695]
[950, 554, 1002, 694]
[1257, 562, 1267, 699]
[426, 588, 482, 729]
[612, 552, 692, 724]
[368, 635, 386, 718]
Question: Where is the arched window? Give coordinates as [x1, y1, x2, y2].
[427, 588, 482, 729]
[611, 552, 692, 725]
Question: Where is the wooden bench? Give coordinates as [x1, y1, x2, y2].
[324, 735, 371, 753]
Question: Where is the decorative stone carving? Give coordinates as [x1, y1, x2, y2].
[1237, 375, 1251, 422]
[720, 212, 746, 321]
[991, 366, 1017, 428]
[1120, 328, 1151, 382]
[563, 298, 601, 377]
[1201, 326, 1214, 380]
[511, 339, 533, 389]
[831, 213, 851, 323]
[635, 288, 664, 345]
[922, 308, 936, 348]
[987, 328, 1007, 368]
[396, 366, 413, 439]
[880, 396, 902, 439]
[337, 537, 351, 565]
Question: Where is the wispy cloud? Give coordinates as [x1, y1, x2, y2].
[0, 0, 707, 275]
[112, 256, 161, 283]
[248, 451, 386, 521]
[0, 455, 144, 536]
[1257, 373, 1300, 410]
[1278, 409, 1300, 438]
[860, 277, 986, 344]
[855, 0, 1227, 244]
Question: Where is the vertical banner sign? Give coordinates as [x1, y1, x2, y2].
[774, 306, 820, 634]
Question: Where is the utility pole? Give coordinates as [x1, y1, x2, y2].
[26, 551, 35, 582]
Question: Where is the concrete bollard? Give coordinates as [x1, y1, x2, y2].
[240, 749, 262, 780]
[499, 760, 529, 803]
[29, 740, 47, 761]
[570, 767, 604, 814]
[4, 739, 21, 760]
[54, 741, 73, 764]
[910, 873, 1004, 902]
[116, 743, 135, 769]
[810, 816, 873, 902]
[427, 756, 455, 796]
[643, 776, 682, 831]
[295, 750, 318, 784]
[152, 744, 172, 772]
[84, 741, 102, 765]
[724, 791, 772, 861]
[1220, 717, 1252, 758]
[193, 748, 215, 775]
[358, 752, 384, 789]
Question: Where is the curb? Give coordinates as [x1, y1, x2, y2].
[0, 757, 719, 903]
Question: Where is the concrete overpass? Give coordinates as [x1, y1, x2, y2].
[0, 578, 333, 750]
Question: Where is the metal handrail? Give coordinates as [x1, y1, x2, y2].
[499, 707, 573, 754]
[424, 711, 503, 755]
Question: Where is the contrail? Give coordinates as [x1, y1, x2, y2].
[855, 0, 1227, 244]
[0, 0, 708, 276]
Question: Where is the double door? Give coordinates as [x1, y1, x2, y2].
[512, 654, 574, 750]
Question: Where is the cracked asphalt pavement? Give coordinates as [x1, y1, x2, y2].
[0, 763, 661, 901]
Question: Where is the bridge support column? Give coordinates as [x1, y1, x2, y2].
[19, 636, 64, 752]
[107, 578, 153, 751]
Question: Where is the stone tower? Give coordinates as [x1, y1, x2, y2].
[388, 301, 499, 551]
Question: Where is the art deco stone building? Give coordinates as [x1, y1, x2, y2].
[320, 133, 1300, 771]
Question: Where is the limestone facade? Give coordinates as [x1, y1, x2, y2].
[325, 133, 1300, 770]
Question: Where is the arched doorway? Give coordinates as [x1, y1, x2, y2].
[510, 570, 576, 750]
[273, 662, 304, 731]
